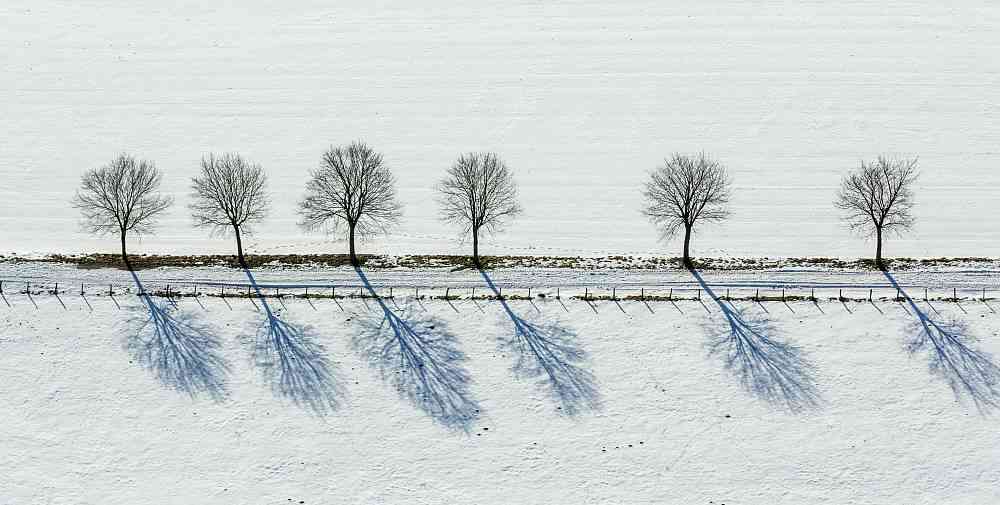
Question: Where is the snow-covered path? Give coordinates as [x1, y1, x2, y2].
[3, 262, 1000, 300]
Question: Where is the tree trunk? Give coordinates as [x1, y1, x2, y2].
[875, 227, 884, 270]
[234, 225, 246, 267]
[348, 222, 358, 266]
[472, 227, 480, 268]
[682, 225, 693, 268]
[120, 232, 131, 271]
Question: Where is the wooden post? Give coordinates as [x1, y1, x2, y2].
[668, 288, 673, 301]
[983, 288, 987, 301]
[640, 288, 644, 300]
[612, 287, 616, 300]
[109, 283, 112, 296]
[781, 288, 785, 301]
[0, 280, 3, 293]
[584, 287, 588, 300]
[305, 287, 308, 297]
[527, 287, 531, 298]
[697, 289, 701, 300]
[81, 283, 84, 295]
[924, 287, 928, 301]
[54, 282, 59, 294]
[810, 288, 815, 300]
[247, 285, 251, 297]
[953, 287, 957, 300]
[726, 288, 730, 300]
[194, 284, 198, 296]
[755, 288, 759, 301]
[221, 285, 224, 297]
[390, 286, 393, 298]
[416, 287, 419, 298]
[868, 289, 872, 302]
[556, 287, 559, 299]
[838, 289, 842, 300]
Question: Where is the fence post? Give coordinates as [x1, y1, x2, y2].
[924, 287, 928, 301]
[584, 287, 588, 300]
[54, 282, 59, 294]
[221, 285, 224, 297]
[953, 287, 957, 301]
[641, 287, 644, 300]
[726, 288, 730, 300]
[109, 284, 112, 296]
[781, 288, 785, 301]
[612, 287, 616, 300]
[0, 280, 3, 293]
[868, 289, 872, 302]
[697, 289, 701, 300]
[81, 283, 84, 295]
[755, 288, 759, 301]
[983, 288, 987, 301]
[527, 287, 531, 298]
[668, 288, 673, 301]
[555, 287, 559, 299]
[810, 288, 815, 300]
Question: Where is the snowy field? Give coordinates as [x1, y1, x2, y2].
[4, 1, 1000, 503]
[3, 265, 1000, 503]
[3, 1, 1000, 259]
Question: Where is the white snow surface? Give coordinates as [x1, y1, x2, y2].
[3, 1, 1000, 258]
[3, 265, 1000, 503]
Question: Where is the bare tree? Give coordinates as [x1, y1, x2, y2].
[298, 142, 402, 266]
[71, 153, 173, 270]
[189, 153, 269, 266]
[835, 155, 918, 270]
[642, 152, 731, 268]
[436, 152, 522, 267]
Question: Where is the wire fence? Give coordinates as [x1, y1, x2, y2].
[1, 278, 996, 303]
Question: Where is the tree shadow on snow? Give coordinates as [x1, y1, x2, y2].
[479, 269, 600, 416]
[689, 268, 822, 413]
[351, 266, 481, 431]
[882, 271, 1000, 413]
[125, 270, 229, 401]
[242, 267, 343, 416]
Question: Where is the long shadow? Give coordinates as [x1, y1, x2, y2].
[882, 271, 1000, 413]
[689, 268, 821, 413]
[125, 270, 229, 401]
[242, 267, 343, 416]
[352, 266, 480, 431]
[479, 269, 600, 416]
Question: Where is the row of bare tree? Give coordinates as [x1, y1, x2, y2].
[72, 144, 918, 271]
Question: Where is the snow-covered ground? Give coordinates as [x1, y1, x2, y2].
[5, 1, 1000, 502]
[3, 265, 1000, 503]
[3, 1, 1000, 259]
